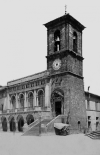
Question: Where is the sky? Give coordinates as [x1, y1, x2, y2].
[0, 0, 100, 95]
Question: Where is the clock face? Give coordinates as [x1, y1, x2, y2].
[53, 59, 61, 70]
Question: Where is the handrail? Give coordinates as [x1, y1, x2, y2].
[46, 114, 67, 128]
[28, 119, 38, 128]
[22, 117, 44, 135]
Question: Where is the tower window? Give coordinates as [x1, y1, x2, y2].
[73, 32, 77, 53]
[54, 30, 60, 52]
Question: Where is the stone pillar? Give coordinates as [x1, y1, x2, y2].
[16, 94, 18, 112]
[15, 121, 18, 132]
[7, 121, 10, 132]
[24, 92, 27, 112]
[36, 95, 38, 106]
[45, 84, 50, 107]
[7, 94, 10, 112]
[34, 90, 37, 106]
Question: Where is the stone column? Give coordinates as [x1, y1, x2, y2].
[36, 91, 38, 106]
[45, 84, 50, 107]
[16, 94, 18, 112]
[7, 94, 10, 113]
[7, 121, 10, 132]
[24, 92, 27, 112]
[34, 90, 37, 107]
[16, 121, 18, 132]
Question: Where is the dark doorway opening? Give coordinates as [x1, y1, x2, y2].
[2, 118, 7, 131]
[55, 101, 61, 116]
[26, 114, 34, 125]
[10, 118, 16, 132]
[18, 118, 24, 132]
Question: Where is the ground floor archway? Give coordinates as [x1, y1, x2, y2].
[18, 117, 24, 132]
[2, 117, 7, 131]
[51, 89, 64, 116]
[10, 117, 16, 132]
[26, 114, 34, 125]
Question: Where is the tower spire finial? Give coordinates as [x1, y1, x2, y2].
[65, 5, 67, 14]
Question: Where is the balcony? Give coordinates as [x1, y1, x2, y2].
[2, 110, 7, 114]
[9, 109, 15, 113]
[0, 106, 51, 115]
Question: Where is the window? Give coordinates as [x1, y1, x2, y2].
[54, 30, 60, 52]
[38, 90, 44, 107]
[88, 116, 91, 120]
[88, 121, 91, 128]
[78, 121, 81, 130]
[28, 92, 33, 108]
[73, 32, 77, 52]
[96, 117, 99, 120]
[96, 122, 99, 130]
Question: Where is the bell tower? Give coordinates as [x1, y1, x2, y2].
[44, 13, 87, 130]
[44, 13, 84, 76]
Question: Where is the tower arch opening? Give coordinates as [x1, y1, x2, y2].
[54, 30, 60, 52]
[51, 89, 64, 116]
[73, 31, 77, 53]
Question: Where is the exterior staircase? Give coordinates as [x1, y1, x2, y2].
[22, 117, 52, 136]
[22, 115, 68, 136]
[85, 131, 100, 139]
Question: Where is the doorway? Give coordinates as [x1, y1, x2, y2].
[55, 101, 62, 116]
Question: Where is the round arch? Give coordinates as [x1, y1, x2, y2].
[11, 95, 16, 100]
[11, 95, 16, 109]
[26, 114, 34, 125]
[51, 88, 64, 116]
[18, 93, 24, 109]
[17, 115, 24, 132]
[37, 89, 44, 95]
[18, 93, 25, 99]
[27, 91, 34, 97]
[28, 91, 34, 108]
[73, 31, 77, 53]
[8, 115, 15, 122]
[2, 117, 7, 131]
[9, 117, 16, 132]
[37, 89, 44, 107]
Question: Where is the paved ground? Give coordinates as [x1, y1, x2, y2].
[0, 131, 100, 155]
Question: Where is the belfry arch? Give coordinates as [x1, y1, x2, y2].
[51, 89, 64, 116]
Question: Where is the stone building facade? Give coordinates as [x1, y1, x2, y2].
[0, 13, 92, 132]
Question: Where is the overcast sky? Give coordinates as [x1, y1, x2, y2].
[0, 0, 100, 95]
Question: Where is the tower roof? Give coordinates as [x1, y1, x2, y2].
[44, 13, 85, 31]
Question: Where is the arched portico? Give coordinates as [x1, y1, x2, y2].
[51, 89, 64, 116]
[10, 117, 16, 132]
[2, 117, 7, 131]
[26, 114, 34, 125]
[17, 115, 24, 132]
[28, 91, 34, 108]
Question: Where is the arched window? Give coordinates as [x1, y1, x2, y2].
[73, 32, 77, 52]
[11, 96, 16, 109]
[38, 90, 44, 107]
[54, 30, 60, 52]
[28, 92, 33, 108]
[78, 121, 81, 131]
[19, 94, 24, 109]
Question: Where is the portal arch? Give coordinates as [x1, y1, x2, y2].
[51, 88, 64, 116]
